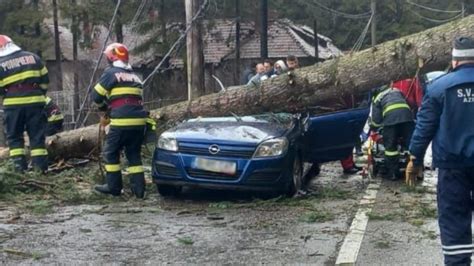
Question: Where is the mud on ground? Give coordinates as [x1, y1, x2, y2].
[0, 162, 369, 265]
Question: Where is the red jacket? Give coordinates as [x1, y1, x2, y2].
[392, 78, 424, 113]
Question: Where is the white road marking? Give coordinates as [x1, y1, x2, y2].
[335, 180, 381, 266]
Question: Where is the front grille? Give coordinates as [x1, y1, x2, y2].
[156, 164, 180, 177]
[246, 169, 281, 184]
[186, 168, 241, 180]
[178, 144, 255, 159]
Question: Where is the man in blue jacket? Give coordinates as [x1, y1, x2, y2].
[408, 36, 474, 266]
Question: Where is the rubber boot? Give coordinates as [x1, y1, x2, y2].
[384, 156, 400, 181]
[11, 156, 27, 173]
[94, 184, 121, 196]
[129, 174, 145, 199]
[95, 172, 123, 196]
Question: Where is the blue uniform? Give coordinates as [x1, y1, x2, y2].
[0, 50, 49, 171]
[410, 63, 474, 265]
[92, 64, 147, 198]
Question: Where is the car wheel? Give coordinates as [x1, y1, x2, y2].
[156, 184, 182, 197]
[287, 154, 303, 196]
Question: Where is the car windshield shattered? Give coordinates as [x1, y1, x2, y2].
[187, 113, 294, 126]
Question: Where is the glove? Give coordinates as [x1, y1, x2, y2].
[100, 115, 111, 127]
[405, 156, 423, 187]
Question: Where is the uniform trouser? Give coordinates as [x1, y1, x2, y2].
[437, 168, 474, 265]
[4, 105, 48, 172]
[46, 121, 63, 136]
[382, 121, 414, 177]
[103, 126, 145, 197]
[340, 154, 355, 170]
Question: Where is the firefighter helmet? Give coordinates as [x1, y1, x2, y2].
[0, 35, 13, 48]
[103, 43, 129, 63]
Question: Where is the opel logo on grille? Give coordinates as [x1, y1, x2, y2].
[209, 144, 220, 154]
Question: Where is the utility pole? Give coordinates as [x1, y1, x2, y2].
[72, 0, 80, 124]
[313, 19, 319, 62]
[371, 0, 376, 47]
[234, 0, 241, 84]
[52, 0, 63, 91]
[461, 0, 466, 18]
[185, 0, 205, 100]
[260, 0, 268, 58]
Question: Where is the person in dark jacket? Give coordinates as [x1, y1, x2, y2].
[241, 62, 256, 85]
[371, 86, 414, 180]
[92, 43, 148, 199]
[408, 37, 474, 265]
[45, 96, 64, 136]
[0, 35, 49, 172]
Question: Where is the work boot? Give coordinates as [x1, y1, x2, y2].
[343, 165, 363, 174]
[94, 184, 121, 196]
[129, 175, 146, 199]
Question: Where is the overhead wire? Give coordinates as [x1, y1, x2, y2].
[142, 0, 209, 85]
[308, 0, 372, 19]
[351, 12, 374, 52]
[78, 0, 209, 128]
[409, 9, 463, 23]
[405, 0, 462, 14]
[75, 0, 122, 129]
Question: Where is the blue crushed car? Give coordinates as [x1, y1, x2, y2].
[152, 98, 369, 196]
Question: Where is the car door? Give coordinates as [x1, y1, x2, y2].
[301, 93, 370, 163]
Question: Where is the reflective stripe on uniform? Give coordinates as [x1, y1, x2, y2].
[110, 118, 146, 126]
[110, 87, 142, 97]
[31, 148, 48, 157]
[45, 96, 52, 104]
[3, 95, 46, 106]
[146, 117, 156, 130]
[9, 148, 25, 157]
[48, 114, 64, 122]
[94, 83, 108, 96]
[39, 83, 48, 90]
[383, 103, 410, 116]
[443, 249, 474, 255]
[0, 67, 47, 87]
[40, 66, 48, 75]
[385, 150, 399, 156]
[127, 165, 144, 174]
[105, 164, 121, 172]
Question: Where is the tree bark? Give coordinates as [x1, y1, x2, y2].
[1, 15, 474, 160]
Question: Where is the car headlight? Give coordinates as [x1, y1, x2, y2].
[253, 137, 289, 158]
[157, 133, 178, 152]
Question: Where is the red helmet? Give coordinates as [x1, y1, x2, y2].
[103, 43, 129, 62]
[0, 35, 13, 48]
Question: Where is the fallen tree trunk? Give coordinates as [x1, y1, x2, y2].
[2, 15, 474, 160]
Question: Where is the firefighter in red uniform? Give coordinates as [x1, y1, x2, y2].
[92, 43, 148, 199]
[0, 35, 49, 172]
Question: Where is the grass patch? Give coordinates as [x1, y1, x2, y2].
[299, 210, 334, 223]
[28, 200, 53, 215]
[409, 219, 425, 227]
[422, 230, 438, 240]
[367, 211, 396, 221]
[400, 185, 428, 194]
[374, 240, 391, 249]
[177, 237, 194, 245]
[314, 186, 353, 200]
[418, 205, 437, 218]
[208, 201, 234, 209]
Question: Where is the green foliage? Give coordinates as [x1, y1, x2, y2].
[299, 209, 334, 223]
[177, 236, 194, 245]
[0, 0, 50, 55]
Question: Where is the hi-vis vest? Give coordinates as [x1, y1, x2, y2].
[0, 50, 49, 107]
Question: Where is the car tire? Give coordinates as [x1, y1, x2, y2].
[286, 154, 303, 196]
[156, 184, 182, 197]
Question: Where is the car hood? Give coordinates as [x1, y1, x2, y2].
[170, 121, 290, 143]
